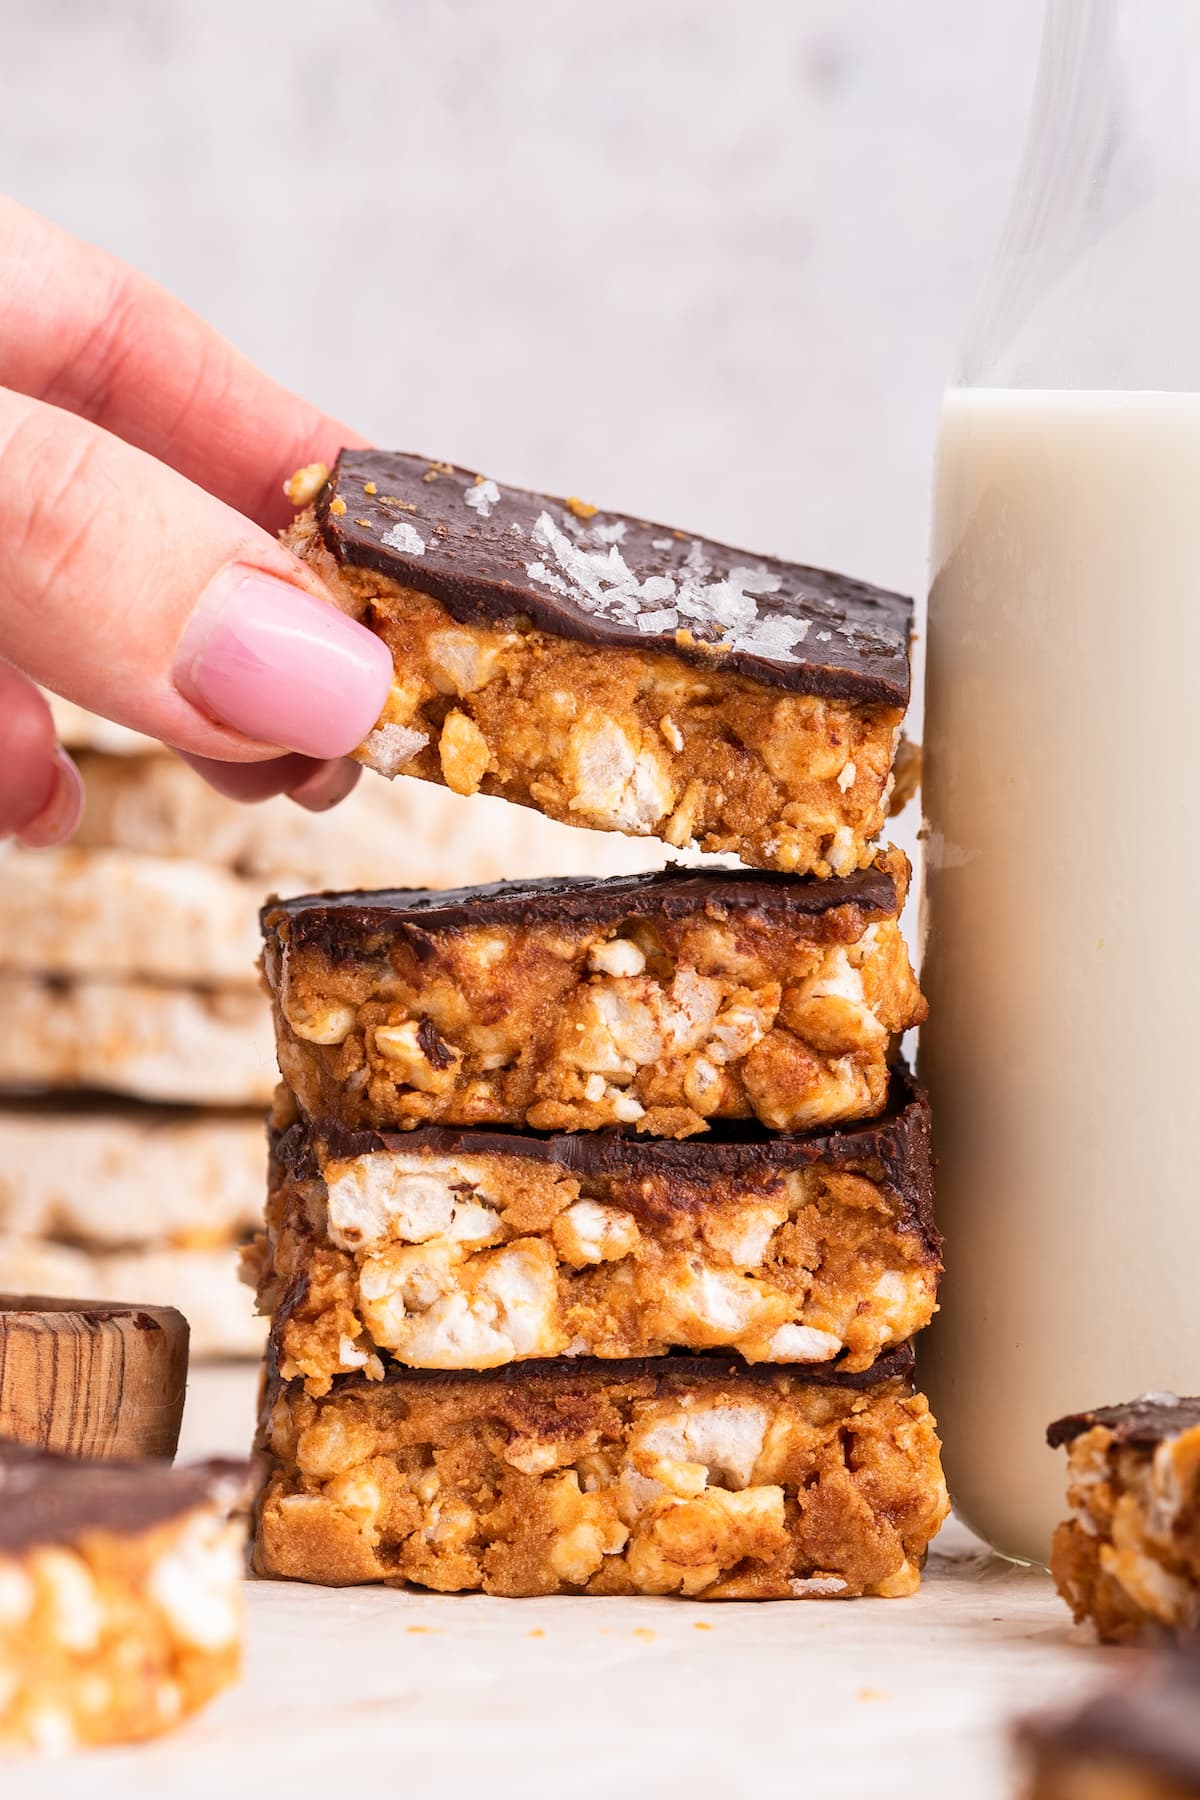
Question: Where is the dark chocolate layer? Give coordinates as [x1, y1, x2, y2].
[277, 1341, 916, 1403]
[1020, 1651, 1200, 1787]
[1047, 1395, 1200, 1451]
[262, 860, 899, 959]
[315, 449, 912, 706]
[0, 1441, 249, 1555]
[277, 1066, 937, 1249]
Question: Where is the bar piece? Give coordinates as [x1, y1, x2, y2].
[252, 1069, 938, 1393]
[284, 451, 913, 877]
[1048, 1394, 1200, 1645]
[0, 1443, 248, 1752]
[261, 850, 925, 1140]
[0, 973, 275, 1106]
[1020, 1651, 1200, 1800]
[254, 1342, 947, 1598]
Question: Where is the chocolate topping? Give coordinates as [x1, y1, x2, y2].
[262, 860, 900, 958]
[277, 1065, 936, 1249]
[1021, 1650, 1200, 1786]
[315, 449, 912, 706]
[297, 1341, 916, 1402]
[1047, 1394, 1200, 1451]
[0, 1441, 249, 1555]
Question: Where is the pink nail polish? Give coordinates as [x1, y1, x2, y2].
[17, 749, 84, 848]
[174, 566, 393, 759]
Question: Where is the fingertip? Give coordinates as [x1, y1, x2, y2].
[16, 747, 84, 848]
[287, 758, 362, 814]
[2, 662, 56, 772]
[176, 749, 321, 803]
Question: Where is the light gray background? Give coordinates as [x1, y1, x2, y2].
[4, 0, 1043, 606]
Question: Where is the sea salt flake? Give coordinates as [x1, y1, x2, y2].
[464, 479, 501, 519]
[362, 723, 430, 777]
[650, 537, 674, 552]
[749, 615, 810, 658]
[526, 560, 571, 597]
[837, 619, 903, 653]
[729, 565, 782, 597]
[699, 579, 757, 631]
[381, 521, 427, 556]
[523, 509, 815, 661]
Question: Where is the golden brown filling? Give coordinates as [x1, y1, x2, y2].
[1027, 1749, 1198, 1800]
[255, 1364, 947, 1598]
[0, 1506, 244, 1752]
[1051, 1424, 1200, 1645]
[265, 851, 925, 1139]
[286, 511, 904, 878]
[251, 1137, 939, 1393]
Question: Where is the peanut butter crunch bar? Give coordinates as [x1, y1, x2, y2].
[284, 451, 913, 876]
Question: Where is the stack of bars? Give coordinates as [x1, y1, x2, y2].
[0, 699, 657, 1357]
[249, 450, 951, 1598]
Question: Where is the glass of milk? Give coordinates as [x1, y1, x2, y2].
[921, 0, 1200, 1565]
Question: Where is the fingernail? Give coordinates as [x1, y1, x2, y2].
[18, 748, 84, 848]
[288, 758, 362, 814]
[174, 565, 393, 759]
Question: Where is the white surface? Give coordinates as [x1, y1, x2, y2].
[20, 1534, 1102, 1800]
[0, 1362, 1089, 1799]
[4, 0, 1042, 607]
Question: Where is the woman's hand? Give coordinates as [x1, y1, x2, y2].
[0, 196, 394, 846]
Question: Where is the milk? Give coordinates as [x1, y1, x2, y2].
[920, 386, 1200, 1565]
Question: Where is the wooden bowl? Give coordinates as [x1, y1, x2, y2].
[0, 1294, 189, 1461]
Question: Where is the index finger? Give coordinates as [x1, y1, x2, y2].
[0, 194, 364, 530]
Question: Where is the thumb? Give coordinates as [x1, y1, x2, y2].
[0, 388, 392, 763]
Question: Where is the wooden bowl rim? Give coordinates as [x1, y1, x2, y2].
[0, 1294, 187, 1333]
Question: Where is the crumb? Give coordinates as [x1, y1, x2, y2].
[363, 481, 378, 495]
[693, 1622, 713, 1632]
[282, 462, 330, 507]
[857, 1688, 891, 1703]
[528, 1629, 545, 1639]
[329, 497, 347, 516]
[405, 1625, 439, 1635]
[632, 1628, 655, 1643]
[423, 461, 455, 483]
[354, 518, 372, 528]
[565, 496, 598, 520]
